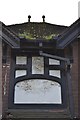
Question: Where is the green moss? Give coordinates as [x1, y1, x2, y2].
[43, 34, 56, 40]
[19, 32, 36, 40]
[19, 32, 58, 40]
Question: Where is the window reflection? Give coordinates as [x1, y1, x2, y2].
[49, 59, 60, 65]
[16, 56, 27, 65]
[15, 70, 27, 78]
[32, 57, 44, 74]
[49, 70, 61, 78]
[14, 79, 62, 104]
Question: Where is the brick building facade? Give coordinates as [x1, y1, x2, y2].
[0, 23, 2, 119]
[0, 17, 80, 119]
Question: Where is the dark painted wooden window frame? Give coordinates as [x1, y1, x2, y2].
[8, 50, 68, 110]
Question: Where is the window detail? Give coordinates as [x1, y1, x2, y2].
[14, 79, 62, 104]
[32, 57, 44, 74]
[16, 56, 27, 65]
[9, 53, 67, 109]
[49, 70, 61, 78]
[49, 58, 60, 65]
[15, 70, 27, 78]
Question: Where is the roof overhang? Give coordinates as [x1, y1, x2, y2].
[20, 38, 56, 50]
[0, 22, 20, 48]
[57, 18, 80, 49]
[1, 18, 80, 50]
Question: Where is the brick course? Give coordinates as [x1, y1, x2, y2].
[71, 41, 78, 118]
[64, 40, 79, 118]
[0, 38, 2, 119]
[78, 40, 80, 118]
[2, 45, 11, 118]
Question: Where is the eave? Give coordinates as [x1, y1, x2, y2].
[57, 18, 80, 49]
[1, 18, 80, 50]
[0, 22, 20, 48]
[20, 38, 56, 50]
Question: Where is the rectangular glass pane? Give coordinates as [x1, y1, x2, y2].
[32, 57, 44, 74]
[49, 70, 61, 78]
[15, 70, 27, 78]
[16, 56, 27, 65]
[49, 58, 60, 65]
[14, 79, 62, 104]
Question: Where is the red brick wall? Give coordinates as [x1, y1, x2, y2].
[2, 45, 11, 118]
[78, 40, 80, 118]
[71, 41, 78, 118]
[64, 41, 79, 118]
[0, 38, 2, 119]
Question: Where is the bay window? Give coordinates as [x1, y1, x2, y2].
[8, 50, 67, 109]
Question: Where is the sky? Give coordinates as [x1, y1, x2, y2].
[0, 0, 79, 26]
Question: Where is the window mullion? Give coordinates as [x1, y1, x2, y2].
[44, 57, 49, 76]
[27, 57, 32, 76]
[15, 65, 27, 70]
